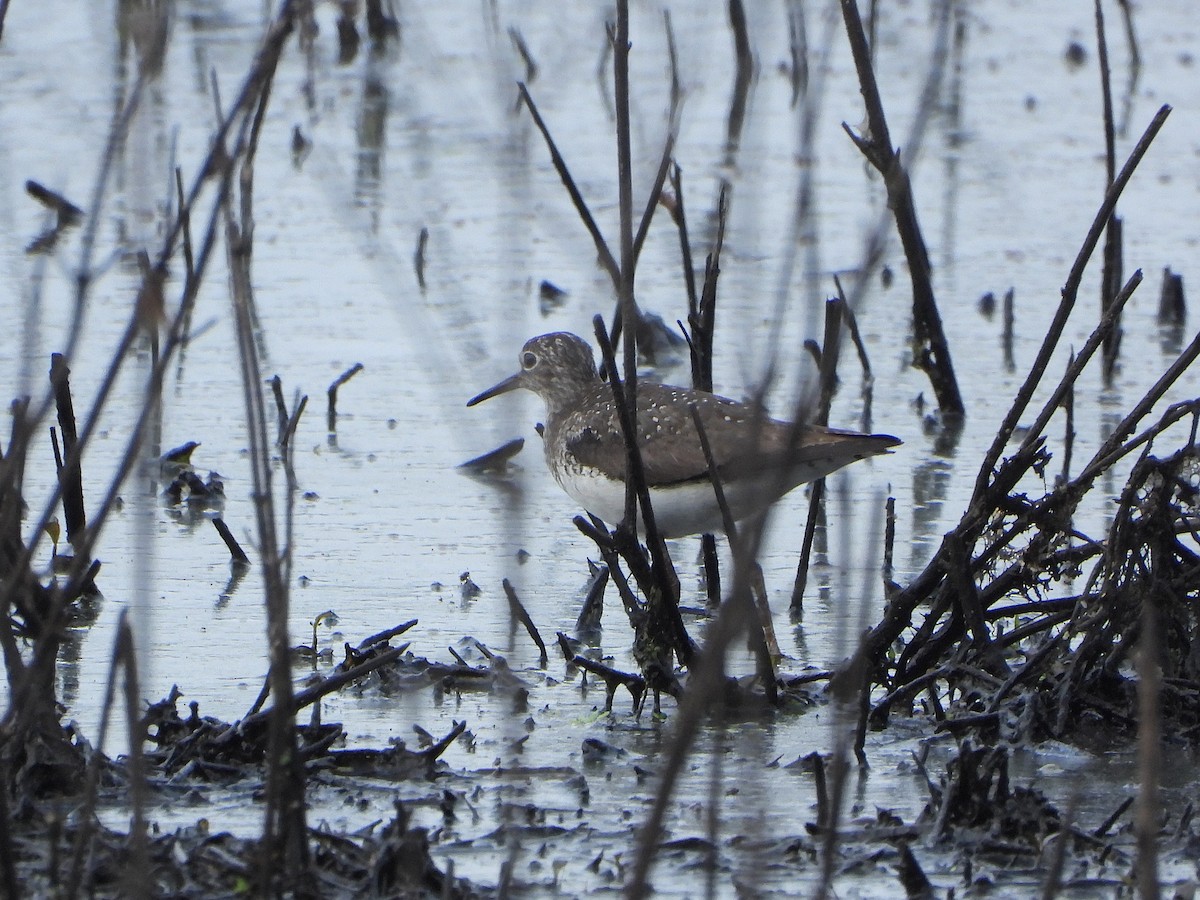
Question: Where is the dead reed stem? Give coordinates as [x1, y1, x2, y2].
[0, 4, 307, 728]
[516, 83, 619, 286]
[519, 9, 678, 358]
[972, 105, 1169, 506]
[791, 298, 844, 612]
[840, 107, 1171, 710]
[689, 186, 726, 394]
[688, 405, 777, 689]
[214, 6, 311, 891]
[0, 36, 290, 843]
[1133, 546, 1161, 900]
[613, 0, 640, 532]
[65, 612, 147, 897]
[501, 579, 549, 667]
[590, 317, 691, 671]
[1096, 0, 1125, 381]
[626, 547, 771, 898]
[668, 163, 698, 315]
[327, 362, 364, 433]
[49, 355, 86, 548]
[839, 0, 963, 421]
[841, 183, 1185, 762]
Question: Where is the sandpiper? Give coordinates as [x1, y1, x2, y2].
[468, 332, 899, 537]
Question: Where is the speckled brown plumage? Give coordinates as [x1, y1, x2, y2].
[469, 332, 900, 536]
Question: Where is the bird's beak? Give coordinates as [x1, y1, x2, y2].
[467, 371, 523, 407]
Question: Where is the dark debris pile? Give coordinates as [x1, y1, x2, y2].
[0, 621, 509, 897]
[857, 409, 1200, 752]
[9, 799, 474, 898]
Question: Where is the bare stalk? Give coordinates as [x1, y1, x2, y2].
[839, 0, 963, 420]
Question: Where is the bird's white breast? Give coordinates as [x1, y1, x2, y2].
[553, 464, 794, 538]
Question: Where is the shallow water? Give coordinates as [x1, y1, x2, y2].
[2, 0, 1200, 895]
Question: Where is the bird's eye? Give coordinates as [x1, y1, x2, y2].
[522, 351, 538, 369]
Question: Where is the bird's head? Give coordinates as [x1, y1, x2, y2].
[467, 332, 599, 413]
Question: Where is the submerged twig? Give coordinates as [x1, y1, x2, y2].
[414, 226, 428, 290]
[327, 363, 363, 433]
[791, 298, 843, 612]
[502, 579, 549, 668]
[49, 354, 86, 549]
[212, 518, 251, 566]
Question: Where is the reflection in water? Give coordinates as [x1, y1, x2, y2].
[57, 590, 103, 716]
[118, 0, 169, 80]
[910, 456, 953, 571]
[936, 5, 966, 283]
[461, 466, 527, 521]
[1114, 10, 1142, 139]
[1001, 287, 1016, 373]
[723, 0, 753, 166]
[336, 6, 361, 68]
[115, 0, 171, 254]
[1099, 406, 1125, 515]
[594, 32, 614, 121]
[930, 416, 963, 461]
[790, 613, 811, 661]
[1160, 322, 1185, 357]
[1158, 268, 1187, 356]
[912, 422, 960, 571]
[296, 5, 319, 111]
[57, 632, 83, 712]
[5, 2, 1198, 891]
[117, 0, 174, 691]
[792, 477, 871, 657]
[17, 254, 48, 398]
[791, 2, 842, 372]
[355, 51, 391, 229]
[709, 0, 754, 257]
[180, 2, 222, 96]
[217, 561, 250, 609]
[858, 378, 874, 435]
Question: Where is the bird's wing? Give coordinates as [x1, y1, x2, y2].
[562, 386, 787, 484]
[744, 428, 901, 480]
[561, 382, 900, 485]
